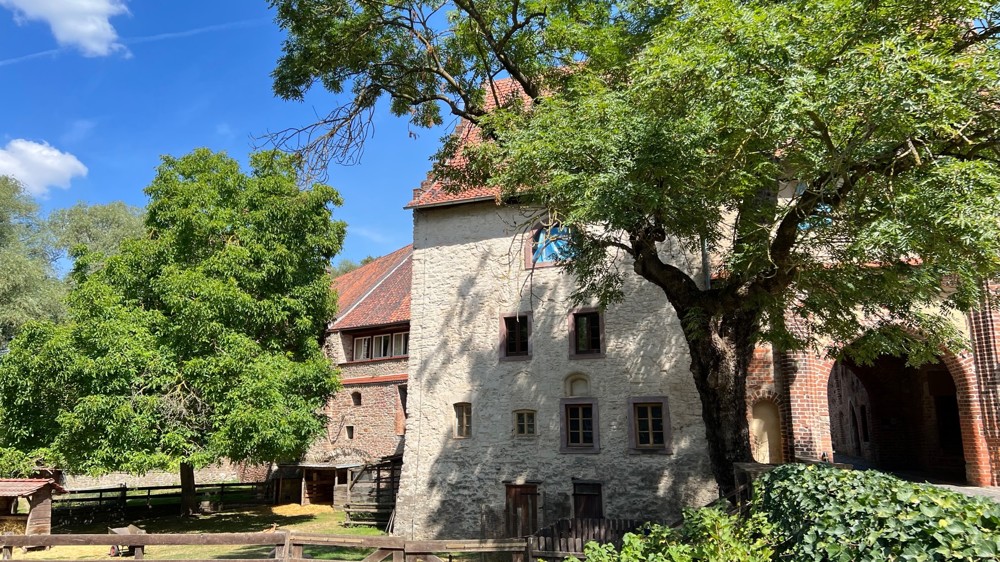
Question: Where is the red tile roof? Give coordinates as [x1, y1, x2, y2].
[406, 78, 530, 209]
[0, 479, 65, 496]
[331, 245, 412, 330]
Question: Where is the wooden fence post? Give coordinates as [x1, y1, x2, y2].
[3, 531, 12, 560]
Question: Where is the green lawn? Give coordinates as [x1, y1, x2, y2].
[18, 504, 384, 561]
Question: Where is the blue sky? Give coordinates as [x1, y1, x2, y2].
[0, 1, 450, 262]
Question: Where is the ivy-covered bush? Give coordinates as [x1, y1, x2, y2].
[755, 464, 1000, 561]
[572, 507, 774, 562]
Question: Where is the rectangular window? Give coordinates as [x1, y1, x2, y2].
[627, 397, 672, 454]
[345, 426, 355, 440]
[569, 310, 603, 358]
[454, 403, 471, 438]
[501, 314, 531, 359]
[353, 336, 371, 361]
[633, 404, 665, 447]
[561, 398, 599, 453]
[566, 404, 594, 446]
[514, 410, 536, 436]
[392, 332, 409, 356]
[572, 482, 603, 519]
[373, 334, 392, 359]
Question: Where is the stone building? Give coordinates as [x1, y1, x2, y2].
[392, 184, 718, 539]
[387, 81, 1000, 539]
[289, 246, 412, 506]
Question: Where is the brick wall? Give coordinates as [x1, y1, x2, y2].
[303, 378, 406, 466]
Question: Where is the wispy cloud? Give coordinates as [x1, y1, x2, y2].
[0, 47, 62, 67]
[124, 18, 267, 45]
[0, 17, 268, 68]
[350, 226, 394, 246]
[61, 119, 98, 145]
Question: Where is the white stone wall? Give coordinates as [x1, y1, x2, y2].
[395, 203, 716, 539]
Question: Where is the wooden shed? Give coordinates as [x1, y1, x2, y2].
[0, 479, 66, 536]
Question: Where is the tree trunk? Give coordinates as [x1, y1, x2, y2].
[180, 461, 198, 517]
[684, 309, 757, 496]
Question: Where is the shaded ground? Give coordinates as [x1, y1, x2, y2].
[18, 504, 384, 561]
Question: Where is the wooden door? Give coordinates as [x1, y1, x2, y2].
[505, 484, 539, 537]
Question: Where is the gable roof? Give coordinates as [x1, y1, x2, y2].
[406, 78, 529, 209]
[331, 245, 412, 331]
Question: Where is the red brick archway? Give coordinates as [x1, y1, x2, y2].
[779, 345, 991, 485]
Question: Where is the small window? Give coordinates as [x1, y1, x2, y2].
[346, 426, 355, 440]
[561, 398, 599, 453]
[392, 332, 409, 356]
[454, 402, 472, 438]
[501, 314, 531, 360]
[353, 336, 371, 361]
[373, 334, 392, 359]
[514, 410, 536, 436]
[351, 391, 362, 406]
[569, 310, 603, 357]
[532, 223, 572, 264]
[627, 397, 672, 453]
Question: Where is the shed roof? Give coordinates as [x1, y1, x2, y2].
[0, 479, 66, 497]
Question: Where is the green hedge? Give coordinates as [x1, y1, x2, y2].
[755, 464, 1000, 561]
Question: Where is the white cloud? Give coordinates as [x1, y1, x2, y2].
[0, 0, 129, 57]
[0, 139, 87, 197]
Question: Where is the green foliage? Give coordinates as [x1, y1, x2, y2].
[330, 255, 376, 278]
[0, 176, 64, 347]
[755, 464, 1000, 561]
[572, 508, 773, 562]
[48, 201, 145, 271]
[0, 149, 346, 476]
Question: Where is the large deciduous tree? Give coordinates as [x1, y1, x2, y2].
[269, 0, 1000, 492]
[0, 150, 345, 513]
[48, 201, 145, 271]
[0, 176, 64, 348]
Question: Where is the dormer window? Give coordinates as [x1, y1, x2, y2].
[350, 330, 409, 362]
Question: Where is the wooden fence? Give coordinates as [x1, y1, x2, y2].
[0, 531, 528, 562]
[52, 482, 268, 524]
[527, 518, 643, 560]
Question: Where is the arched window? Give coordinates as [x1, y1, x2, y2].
[565, 374, 590, 397]
[351, 391, 362, 406]
[532, 223, 572, 263]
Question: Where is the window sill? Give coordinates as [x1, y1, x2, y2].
[627, 447, 673, 455]
[569, 352, 605, 360]
[559, 446, 601, 454]
[340, 356, 408, 366]
[500, 354, 531, 362]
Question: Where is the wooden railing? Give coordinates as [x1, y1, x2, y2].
[0, 531, 528, 562]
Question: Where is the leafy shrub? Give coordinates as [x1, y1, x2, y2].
[571, 507, 773, 562]
[754, 463, 1000, 561]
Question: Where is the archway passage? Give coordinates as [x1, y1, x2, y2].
[827, 355, 967, 483]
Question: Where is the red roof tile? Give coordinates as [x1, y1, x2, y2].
[0, 479, 65, 496]
[406, 78, 530, 209]
[331, 245, 412, 330]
